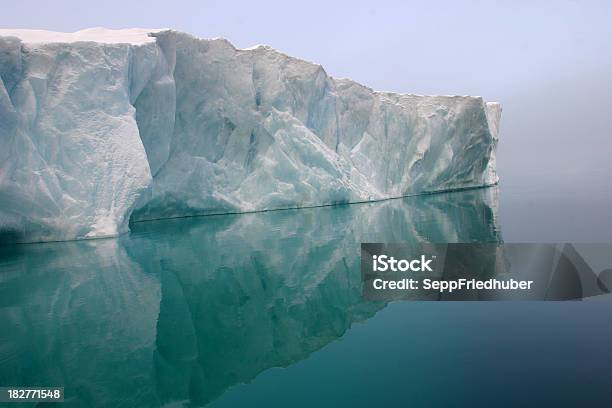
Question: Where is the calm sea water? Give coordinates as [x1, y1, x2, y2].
[1, 185, 611, 407]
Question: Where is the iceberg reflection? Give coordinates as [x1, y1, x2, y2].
[0, 188, 501, 407]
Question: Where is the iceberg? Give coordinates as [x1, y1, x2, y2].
[0, 28, 501, 243]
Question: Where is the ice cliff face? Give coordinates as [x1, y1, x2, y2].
[0, 28, 501, 243]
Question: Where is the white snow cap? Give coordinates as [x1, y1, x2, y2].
[0, 27, 166, 44]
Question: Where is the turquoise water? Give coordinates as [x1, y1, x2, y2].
[1, 186, 612, 407]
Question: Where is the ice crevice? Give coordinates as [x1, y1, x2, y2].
[0, 28, 501, 243]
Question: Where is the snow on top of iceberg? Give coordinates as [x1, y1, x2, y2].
[332, 77, 485, 100]
[0, 27, 167, 45]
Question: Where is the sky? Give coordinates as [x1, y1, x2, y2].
[2, 0, 611, 191]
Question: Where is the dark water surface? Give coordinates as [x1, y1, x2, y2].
[1, 186, 611, 407]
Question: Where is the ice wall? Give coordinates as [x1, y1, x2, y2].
[0, 29, 501, 243]
[0, 29, 158, 242]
